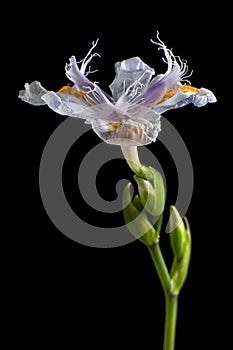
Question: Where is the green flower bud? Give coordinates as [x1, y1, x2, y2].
[122, 183, 159, 246]
[169, 207, 191, 295]
[134, 166, 165, 216]
[169, 206, 188, 260]
[170, 241, 191, 295]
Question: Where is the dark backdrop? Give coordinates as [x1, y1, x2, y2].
[10, 2, 228, 349]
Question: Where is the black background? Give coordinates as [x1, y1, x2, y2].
[9, 2, 229, 349]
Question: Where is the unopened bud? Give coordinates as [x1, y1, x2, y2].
[134, 166, 165, 216]
[169, 206, 188, 260]
[122, 183, 159, 246]
[170, 242, 191, 295]
[169, 206, 191, 295]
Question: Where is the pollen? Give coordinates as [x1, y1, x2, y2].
[58, 85, 88, 101]
[108, 121, 122, 132]
[156, 89, 178, 105]
[180, 86, 200, 94]
[58, 85, 71, 93]
[156, 85, 200, 105]
[74, 90, 87, 99]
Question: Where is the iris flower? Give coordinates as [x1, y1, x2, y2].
[19, 34, 216, 148]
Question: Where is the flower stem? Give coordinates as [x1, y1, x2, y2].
[148, 244, 178, 350]
[120, 146, 142, 174]
[163, 295, 178, 350]
[122, 148, 180, 350]
[148, 244, 170, 293]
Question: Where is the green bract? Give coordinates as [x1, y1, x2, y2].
[169, 207, 191, 295]
[122, 183, 159, 246]
[134, 166, 165, 216]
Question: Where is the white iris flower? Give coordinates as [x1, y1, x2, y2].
[19, 34, 216, 147]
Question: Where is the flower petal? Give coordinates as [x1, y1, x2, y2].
[139, 33, 191, 109]
[140, 63, 185, 109]
[41, 91, 118, 121]
[154, 87, 217, 114]
[66, 56, 113, 104]
[109, 57, 155, 101]
[91, 113, 161, 146]
[66, 56, 94, 91]
[41, 91, 89, 118]
[18, 81, 47, 105]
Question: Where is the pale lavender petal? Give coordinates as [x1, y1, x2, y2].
[140, 64, 184, 109]
[66, 56, 113, 104]
[139, 33, 191, 110]
[66, 56, 94, 91]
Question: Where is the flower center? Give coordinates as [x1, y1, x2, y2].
[107, 121, 122, 132]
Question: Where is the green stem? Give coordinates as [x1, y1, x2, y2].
[163, 295, 178, 350]
[148, 244, 178, 350]
[148, 244, 170, 293]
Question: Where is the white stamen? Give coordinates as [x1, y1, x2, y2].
[85, 84, 112, 105]
[85, 66, 99, 76]
[151, 32, 174, 73]
[151, 31, 193, 84]
[80, 39, 100, 75]
[122, 71, 147, 101]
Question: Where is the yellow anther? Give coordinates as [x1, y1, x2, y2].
[156, 85, 200, 105]
[58, 86, 88, 102]
[58, 85, 71, 93]
[108, 121, 122, 132]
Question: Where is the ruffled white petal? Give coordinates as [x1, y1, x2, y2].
[18, 81, 47, 105]
[154, 88, 217, 114]
[41, 91, 88, 118]
[91, 113, 161, 146]
[110, 57, 155, 101]
[193, 88, 217, 106]
[41, 92, 118, 121]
